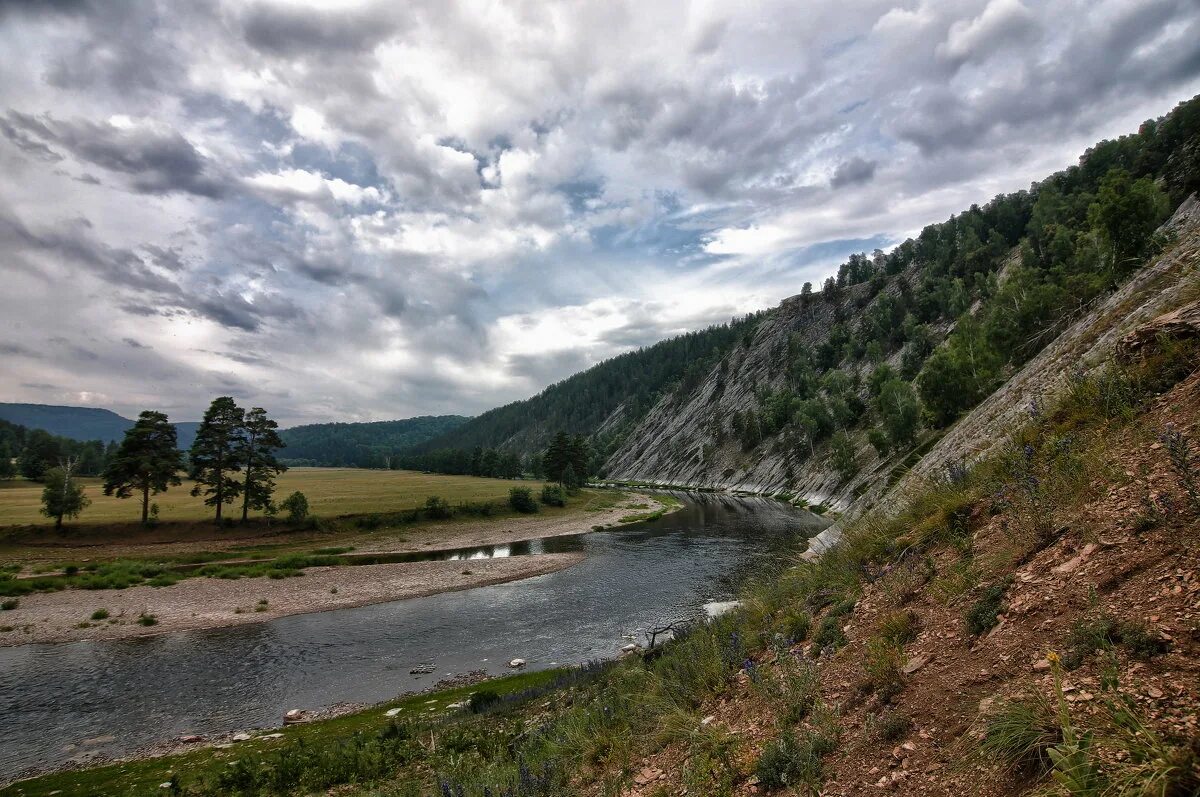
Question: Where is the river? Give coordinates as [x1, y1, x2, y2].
[0, 493, 827, 777]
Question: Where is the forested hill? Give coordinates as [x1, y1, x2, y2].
[0, 403, 202, 449]
[411, 312, 770, 462]
[0, 403, 138, 444]
[278, 415, 469, 467]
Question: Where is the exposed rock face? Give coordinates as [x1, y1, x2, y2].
[603, 272, 925, 510]
[606, 194, 1200, 524]
[1117, 297, 1200, 360]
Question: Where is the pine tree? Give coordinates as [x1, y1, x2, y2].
[189, 397, 245, 523]
[41, 459, 89, 530]
[103, 411, 183, 524]
[239, 407, 287, 522]
[543, 431, 572, 484]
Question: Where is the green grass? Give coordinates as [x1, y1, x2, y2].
[1, 668, 571, 797]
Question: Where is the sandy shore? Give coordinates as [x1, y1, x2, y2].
[0, 552, 585, 646]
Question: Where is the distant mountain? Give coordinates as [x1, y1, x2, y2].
[279, 416, 470, 467]
[0, 403, 463, 464]
[0, 403, 136, 444]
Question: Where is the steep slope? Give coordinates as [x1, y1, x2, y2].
[414, 312, 767, 459]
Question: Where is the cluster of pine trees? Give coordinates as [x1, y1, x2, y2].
[30, 397, 290, 530]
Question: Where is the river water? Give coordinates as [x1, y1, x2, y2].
[0, 493, 826, 776]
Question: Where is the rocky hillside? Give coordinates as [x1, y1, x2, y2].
[604, 97, 1200, 514]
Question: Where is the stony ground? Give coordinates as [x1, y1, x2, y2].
[614, 373, 1200, 797]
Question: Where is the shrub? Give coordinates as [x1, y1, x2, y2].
[540, 484, 567, 507]
[1, 598, 18, 610]
[782, 610, 811, 643]
[877, 610, 920, 646]
[508, 487, 538, 514]
[965, 583, 1007, 636]
[812, 616, 846, 652]
[870, 709, 913, 742]
[468, 689, 501, 714]
[423, 495, 453, 519]
[1160, 424, 1200, 511]
[755, 706, 839, 791]
[1063, 615, 1168, 670]
[90, 608, 109, 621]
[860, 637, 905, 702]
[137, 613, 158, 626]
[279, 491, 309, 523]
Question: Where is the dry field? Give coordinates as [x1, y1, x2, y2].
[0, 467, 553, 527]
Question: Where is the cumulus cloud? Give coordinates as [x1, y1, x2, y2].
[0, 0, 1197, 423]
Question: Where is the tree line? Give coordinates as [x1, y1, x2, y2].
[30, 397, 292, 529]
[0, 418, 115, 483]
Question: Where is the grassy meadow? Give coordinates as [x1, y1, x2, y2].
[0, 468, 554, 527]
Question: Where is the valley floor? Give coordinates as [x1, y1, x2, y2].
[0, 490, 668, 646]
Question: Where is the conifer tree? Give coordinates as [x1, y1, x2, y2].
[189, 397, 245, 523]
[239, 407, 287, 522]
[103, 411, 183, 524]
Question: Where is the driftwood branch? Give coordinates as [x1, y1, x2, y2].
[644, 619, 685, 649]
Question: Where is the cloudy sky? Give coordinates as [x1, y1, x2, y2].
[1, 0, 1198, 425]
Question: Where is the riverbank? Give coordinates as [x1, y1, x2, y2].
[0, 491, 677, 646]
[0, 552, 585, 646]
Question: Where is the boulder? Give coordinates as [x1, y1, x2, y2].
[508, 658, 527, 668]
[231, 733, 251, 742]
[1117, 299, 1200, 360]
[283, 709, 306, 724]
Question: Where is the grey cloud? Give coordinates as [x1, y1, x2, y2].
[239, 1, 403, 55]
[938, 0, 1038, 64]
[506, 349, 593, 388]
[0, 342, 40, 358]
[2, 112, 229, 198]
[831, 157, 878, 188]
[122, 337, 150, 349]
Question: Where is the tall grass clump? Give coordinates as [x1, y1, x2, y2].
[978, 694, 1061, 775]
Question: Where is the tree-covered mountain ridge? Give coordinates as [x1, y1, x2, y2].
[602, 95, 1200, 508]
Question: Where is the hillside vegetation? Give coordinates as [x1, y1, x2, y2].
[277, 416, 469, 468]
[409, 312, 769, 464]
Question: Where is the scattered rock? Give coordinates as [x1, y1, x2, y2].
[409, 664, 436, 675]
[902, 655, 930, 675]
[509, 658, 527, 668]
[385, 707, 402, 717]
[231, 733, 251, 742]
[283, 708, 307, 724]
[178, 734, 204, 744]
